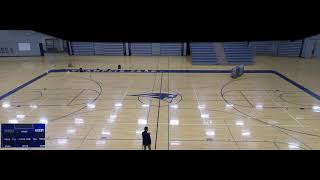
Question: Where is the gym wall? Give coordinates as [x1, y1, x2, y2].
[0, 30, 62, 57]
[0, 30, 42, 56]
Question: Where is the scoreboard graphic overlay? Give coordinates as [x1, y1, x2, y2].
[1, 124, 45, 148]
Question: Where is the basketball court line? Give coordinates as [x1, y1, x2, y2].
[1, 69, 319, 128]
[273, 142, 280, 150]
[270, 97, 305, 128]
[67, 89, 85, 105]
[239, 90, 255, 108]
[192, 79, 238, 150]
[154, 73, 163, 150]
[167, 71, 170, 150]
[1, 69, 320, 150]
[220, 78, 318, 150]
[146, 73, 158, 125]
[1, 69, 319, 103]
[168, 139, 306, 150]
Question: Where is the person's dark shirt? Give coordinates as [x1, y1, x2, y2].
[142, 131, 151, 145]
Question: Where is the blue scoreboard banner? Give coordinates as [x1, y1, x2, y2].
[1, 124, 45, 148]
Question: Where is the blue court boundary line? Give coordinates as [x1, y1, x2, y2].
[0, 69, 319, 102]
[0, 72, 49, 101]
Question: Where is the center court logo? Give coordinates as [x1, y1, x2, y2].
[129, 91, 182, 106]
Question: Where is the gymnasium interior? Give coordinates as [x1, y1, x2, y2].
[0, 30, 320, 150]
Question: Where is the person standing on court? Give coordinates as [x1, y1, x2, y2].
[142, 126, 151, 150]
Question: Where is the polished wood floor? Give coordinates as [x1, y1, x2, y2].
[0, 55, 320, 150]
